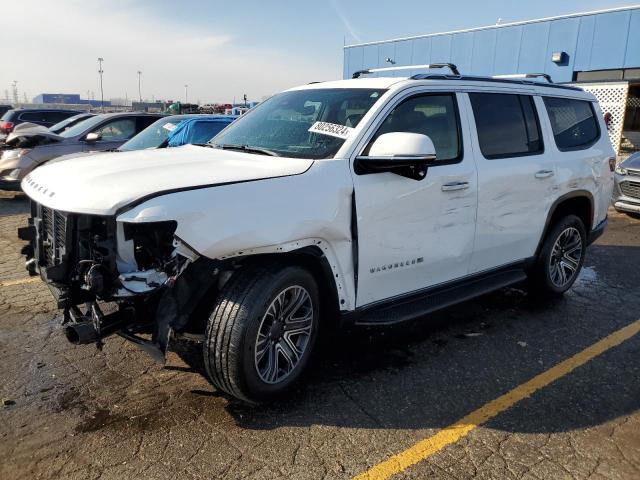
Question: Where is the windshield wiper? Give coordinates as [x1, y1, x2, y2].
[208, 143, 280, 157]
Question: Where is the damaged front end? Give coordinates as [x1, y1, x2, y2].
[19, 201, 220, 362]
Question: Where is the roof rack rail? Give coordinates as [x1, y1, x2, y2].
[352, 63, 460, 79]
[493, 73, 553, 83]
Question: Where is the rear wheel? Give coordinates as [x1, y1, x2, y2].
[203, 263, 319, 403]
[529, 215, 586, 295]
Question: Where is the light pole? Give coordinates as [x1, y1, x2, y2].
[137, 70, 142, 103]
[97, 57, 104, 112]
[184, 84, 188, 104]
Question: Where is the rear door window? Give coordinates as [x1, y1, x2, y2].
[46, 111, 76, 123]
[469, 93, 543, 159]
[18, 111, 48, 123]
[543, 97, 600, 150]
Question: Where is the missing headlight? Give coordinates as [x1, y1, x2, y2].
[122, 221, 178, 271]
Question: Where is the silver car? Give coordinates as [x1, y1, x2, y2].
[613, 151, 640, 219]
[0, 112, 162, 191]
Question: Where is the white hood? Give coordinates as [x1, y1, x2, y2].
[22, 144, 313, 215]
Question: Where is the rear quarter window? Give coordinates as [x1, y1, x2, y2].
[543, 97, 600, 151]
[18, 111, 48, 122]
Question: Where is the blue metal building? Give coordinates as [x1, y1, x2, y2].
[343, 5, 640, 83]
[32, 93, 110, 108]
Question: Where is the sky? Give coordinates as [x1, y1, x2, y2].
[2, 0, 639, 104]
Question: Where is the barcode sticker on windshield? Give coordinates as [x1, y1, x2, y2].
[308, 121, 353, 139]
[163, 123, 177, 132]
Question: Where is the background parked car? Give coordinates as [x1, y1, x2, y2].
[0, 108, 83, 138]
[43, 114, 237, 166]
[2, 112, 95, 147]
[123, 114, 236, 150]
[0, 112, 162, 191]
[612, 151, 640, 219]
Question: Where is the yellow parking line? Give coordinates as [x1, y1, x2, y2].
[0, 277, 40, 287]
[354, 318, 640, 480]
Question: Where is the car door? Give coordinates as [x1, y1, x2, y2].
[464, 91, 557, 273]
[85, 117, 138, 151]
[351, 90, 478, 307]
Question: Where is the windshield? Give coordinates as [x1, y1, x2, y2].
[49, 114, 93, 133]
[59, 115, 106, 138]
[119, 116, 190, 151]
[210, 88, 386, 159]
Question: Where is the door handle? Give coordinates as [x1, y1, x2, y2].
[441, 181, 470, 192]
[535, 170, 554, 179]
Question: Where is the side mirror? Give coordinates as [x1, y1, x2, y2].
[85, 132, 101, 143]
[355, 132, 436, 180]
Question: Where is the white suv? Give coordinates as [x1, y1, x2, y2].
[19, 65, 615, 403]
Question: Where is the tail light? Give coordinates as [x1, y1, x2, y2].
[0, 121, 14, 133]
[603, 112, 612, 131]
[608, 157, 616, 172]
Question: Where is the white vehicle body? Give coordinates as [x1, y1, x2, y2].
[19, 71, 614, 401]
[23, 76, 613, 308]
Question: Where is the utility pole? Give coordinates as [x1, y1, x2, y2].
[137, 70, 142, 102]
[97, 57, 104, 112]
[11, 81, 18, 104]
[184, 84, 188, 103]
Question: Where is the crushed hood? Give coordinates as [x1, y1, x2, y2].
[5, 130, 62, 147]
[22, 144, 313, 215]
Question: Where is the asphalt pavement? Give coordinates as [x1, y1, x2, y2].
[1, 192, 638, 480]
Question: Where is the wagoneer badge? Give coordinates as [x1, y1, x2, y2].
[370, 257, 423, 274]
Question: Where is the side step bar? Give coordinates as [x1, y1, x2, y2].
[352, 267, 527, 326]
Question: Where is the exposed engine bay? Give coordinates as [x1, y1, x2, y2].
[18, 201, 223, 362]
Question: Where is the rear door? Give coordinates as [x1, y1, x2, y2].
[352, 89, 478, 307]
[464, 91, 557, 272]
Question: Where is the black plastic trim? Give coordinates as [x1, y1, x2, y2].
[350, 189, 359, 297]
[534, 190, 595, 257]
[587, 217, 607, 246]
[341, 261, 529, 326]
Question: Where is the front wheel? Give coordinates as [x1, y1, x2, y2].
[529, 215, 586, 295]
[203, 263, 319, 403]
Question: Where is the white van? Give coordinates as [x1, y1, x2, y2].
[19, 65, 615, 403]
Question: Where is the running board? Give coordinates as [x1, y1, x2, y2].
[351, 267, 527, 326]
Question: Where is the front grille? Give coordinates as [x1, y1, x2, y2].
[628, 169, 640, 177]
[38, 204, 70, 268]
[620, 181, 640, 199]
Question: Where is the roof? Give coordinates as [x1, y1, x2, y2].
[289, 77, 405, 91]
[288, 74, 593, 100]
[344, 4, 640, 48]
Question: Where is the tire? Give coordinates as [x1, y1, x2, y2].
[625, 212, 640, 220]
[529, 215, 587, 295]
[203, 262, 320, 403]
